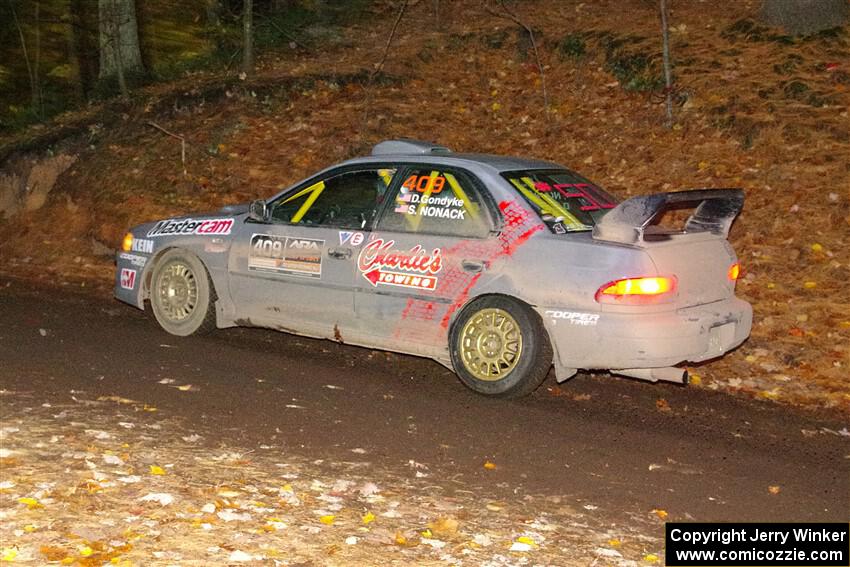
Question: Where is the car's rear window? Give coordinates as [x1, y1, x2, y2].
[502, 169, 618, 233]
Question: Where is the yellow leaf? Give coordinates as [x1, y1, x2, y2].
[483, 461, 497, 470]
[811, 243, 823, 252]
[421, 529, 433, 538]
[78, 546, 93, 557]
[394, 531, 407, 546]
[149, 465, 166, 476]
[18, 497, 42, 509]
[362, 511, 375, 525]
[320, 515, 335, 525]
[516, 536, 537, 547]
[803, 281, 817, 289]
[491, 102, 501, 112]
[688, 373, 702, 386]
[768, 485, 781, 495]
[608, 539, 621, 547]
[1, 547, 18, 562]
[428, 517, 459, 538]
[281, 484, 293, 492]
[644, 553, 659, 562]
[143, 404, 157, 412]
[176, 384, 192, 391]
[23, 525, 35, 533]
[652, 508, 668, 520]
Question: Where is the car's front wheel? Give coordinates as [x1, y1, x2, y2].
[150, 249, 216, 337]
[449, 296, 552, 398]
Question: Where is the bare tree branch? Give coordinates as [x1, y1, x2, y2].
[370, 0, 409, 83]
[8, 0, 37, 113]
[484, 0, 549, 116]
[361, 0, 409, 131]
[659, 0, 674, 128]
[147, 121, 187, 176]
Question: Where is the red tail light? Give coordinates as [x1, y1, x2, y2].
[595, 276, 677, 304]
[728, 262, 741, 281]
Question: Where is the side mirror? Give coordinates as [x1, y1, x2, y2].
[248, 199, 268, 222]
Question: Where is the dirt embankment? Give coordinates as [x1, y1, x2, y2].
[0, 0, 848, 410]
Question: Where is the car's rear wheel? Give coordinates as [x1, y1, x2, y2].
[449, 296, 552, 398]
[150, 249, 216, 336]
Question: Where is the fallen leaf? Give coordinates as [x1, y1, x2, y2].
[768, 485, 781, 495]
[18, 497, 43, 509]
[483, 461, 497, 470]
[320, 515, 335, 525]
[428, 517, 459, 539]
[362, 511, 375, 525]
[228, 550, 253, 562]
[139, 493, 174, 506]
[652, 508, 668, 520]
[644, 553, 660, 562]
[656, 399, 671, 412]
[149, 465, 166, 475]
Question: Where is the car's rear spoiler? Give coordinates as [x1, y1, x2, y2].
[592, 189, 744, 245]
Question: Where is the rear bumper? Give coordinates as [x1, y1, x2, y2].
[541, 297, 752, 370]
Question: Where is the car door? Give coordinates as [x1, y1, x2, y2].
[228, 166, 399, 339]
[353, 165, 497, 357]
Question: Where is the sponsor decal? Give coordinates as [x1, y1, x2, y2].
[249, 234, 322, 278]
[358, 239, 442, 291]
[545, 310, 600, 326]
[131, 238, 154, 253]
[120, 268, 137, 290]
[339, 231, 365, 246]
[147, 217, 234, 237]
[118, 252, 147, 268]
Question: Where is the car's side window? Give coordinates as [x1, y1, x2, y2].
[376, 167, 491, 238]
[270, 168, 397, 229]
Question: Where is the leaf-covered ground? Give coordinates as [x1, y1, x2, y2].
[0, 386, 664, 566]
[0, 0, 848, 410]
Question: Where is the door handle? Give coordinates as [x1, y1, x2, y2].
[328, 247, 352, 259]
[462, 259, 487, 273]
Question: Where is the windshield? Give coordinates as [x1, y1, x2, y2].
[502, 169, 618, 233]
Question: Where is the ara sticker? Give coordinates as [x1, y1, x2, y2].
[339, 231, 365, 246]
[249, 234, 323, 278]
[545, 310, 599, 326]
[120, 268, 137, 290]
[147, 217, 234, 237]
[358, 239, 442, 291]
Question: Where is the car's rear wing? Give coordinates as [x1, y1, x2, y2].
[592, 189, 744, 245]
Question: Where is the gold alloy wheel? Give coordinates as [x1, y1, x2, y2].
[459, 307, 523, 381]
[156, 261, 198, 322]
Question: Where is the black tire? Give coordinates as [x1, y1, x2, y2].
[149, 249, 217, 337]
[449, 296, 553, 398]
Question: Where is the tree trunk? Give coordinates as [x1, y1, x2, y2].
[759, 0, 849, 35]
[69, 0, 97, 99]
[98, 0, 144, 86]
[242, 0, 254, 75]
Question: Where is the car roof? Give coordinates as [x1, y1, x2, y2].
[337, 139, 564, 173]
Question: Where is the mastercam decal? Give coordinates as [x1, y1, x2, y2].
[358, 239, 442, 291]
[147, 218, 234, 237]
[248, 234, 323, 278]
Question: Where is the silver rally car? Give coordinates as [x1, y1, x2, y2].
[115, 139, 752, 397]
